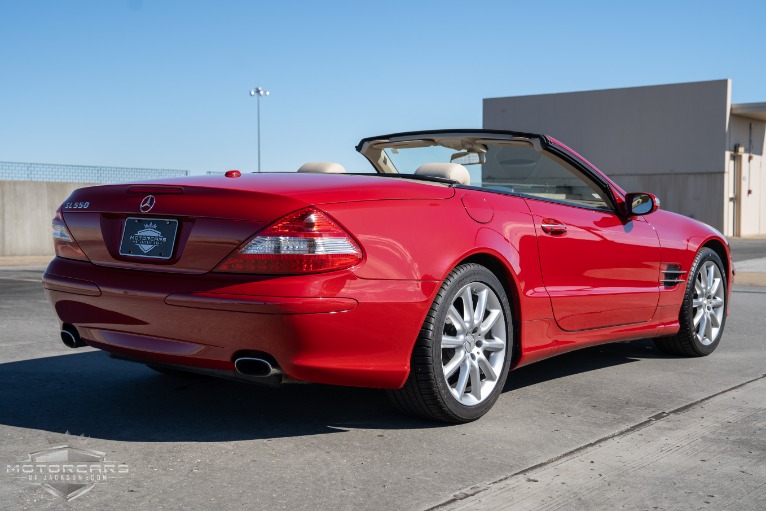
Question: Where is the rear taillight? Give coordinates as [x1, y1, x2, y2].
[215, 207, 362, 274]
[52, 207, 88, 261]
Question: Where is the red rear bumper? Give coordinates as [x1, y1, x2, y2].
[43, 257, 439, 389]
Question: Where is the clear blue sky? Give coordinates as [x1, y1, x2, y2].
[2, 0, 765, 174]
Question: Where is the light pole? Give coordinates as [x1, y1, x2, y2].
[249, 86, 270, 172]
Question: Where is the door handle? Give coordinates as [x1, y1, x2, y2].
[541, 218, 567, 235]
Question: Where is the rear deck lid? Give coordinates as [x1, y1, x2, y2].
[59, 173, 454, 273]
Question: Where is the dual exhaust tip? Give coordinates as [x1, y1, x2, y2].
[61, 325, 87, 349]
[61, 326, 279, 380]
[234, 357, 278, 378]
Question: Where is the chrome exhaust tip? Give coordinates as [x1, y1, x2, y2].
[234, 357, 276, 377]
[61, 325, 86, 348]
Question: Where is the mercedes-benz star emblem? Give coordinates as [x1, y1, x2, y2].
[139, 195, 156, 213]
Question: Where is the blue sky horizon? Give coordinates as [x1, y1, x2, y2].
[2, 0, 765, 175]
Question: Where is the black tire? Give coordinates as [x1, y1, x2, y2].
[388, 263, 514, 423]
[654, 247, 727, 357]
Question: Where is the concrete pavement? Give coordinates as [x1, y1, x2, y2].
[433, 375, 766, 510]
[0, 246, 765, 509]
[730, 237, 766, 287]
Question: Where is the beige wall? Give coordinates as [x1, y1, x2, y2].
[729, 115, 766, 155]
[0, 181, 91, 257]
[737, 153, 765, 236]
[727, 115, 766, 236]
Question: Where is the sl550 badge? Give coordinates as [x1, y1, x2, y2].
[63, 201, 89, 209]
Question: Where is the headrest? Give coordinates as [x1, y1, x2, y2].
[297, 162, 347, 174]
[414, 163, 470, 185]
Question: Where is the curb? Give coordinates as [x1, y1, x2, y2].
[735, 272, 766, 287]
[0, 256, 52, 269]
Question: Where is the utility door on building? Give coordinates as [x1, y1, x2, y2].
[740, 153, 764, 236]
[727, 153, 742, 237]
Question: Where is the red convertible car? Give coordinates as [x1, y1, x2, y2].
[44, 129, 732, 422]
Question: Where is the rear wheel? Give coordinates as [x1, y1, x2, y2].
[388, 263, 513, 423]
[654, 248, 727, 356]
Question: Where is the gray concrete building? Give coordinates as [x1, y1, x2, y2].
[484, 79, 766, 237]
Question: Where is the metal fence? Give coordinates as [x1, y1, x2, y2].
[0, 161, 190, 184]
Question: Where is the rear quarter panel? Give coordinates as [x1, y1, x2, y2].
[322, 191, 558, 362]
[321, 194, 546, 314]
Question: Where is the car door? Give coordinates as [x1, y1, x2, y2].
[483, 144, 661, 332]
[528, 199, 661, 331]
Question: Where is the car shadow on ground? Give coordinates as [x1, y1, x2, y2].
[504, 338, 664, 392]
[0, 339, 668, 442]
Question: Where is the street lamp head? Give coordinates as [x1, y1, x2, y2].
[250, 86, 269, 97]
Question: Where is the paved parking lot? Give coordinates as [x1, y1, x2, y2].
[0, 241, 764, 510]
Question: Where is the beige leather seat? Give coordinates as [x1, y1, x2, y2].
[414, 163, 470, 185]
[297, 162, 347, 174]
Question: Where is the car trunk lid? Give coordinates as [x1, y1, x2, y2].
[58, 173, 454, 273]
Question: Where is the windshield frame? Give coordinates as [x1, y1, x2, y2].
[356, 129, 622, 213]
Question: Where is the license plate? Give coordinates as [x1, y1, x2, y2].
[119, 217, 179, 259]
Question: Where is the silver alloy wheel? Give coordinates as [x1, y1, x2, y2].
[692, 260, 725, 346]
[441, 282, 507, 406]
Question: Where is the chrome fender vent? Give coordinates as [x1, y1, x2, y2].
[661, 264, 686, 288]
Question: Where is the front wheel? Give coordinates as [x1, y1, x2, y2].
[388, 263, 513, 423]
[654, 247, 728, 356]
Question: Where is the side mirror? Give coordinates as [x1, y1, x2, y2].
[624, 192, 660, 216]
